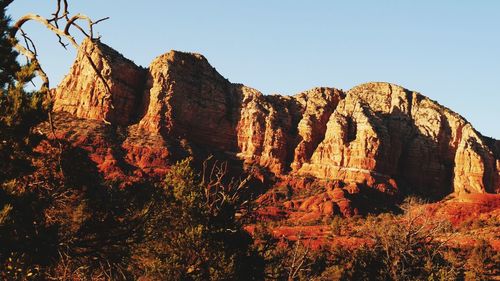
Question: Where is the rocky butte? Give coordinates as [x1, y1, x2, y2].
[45, 38, 500, 218]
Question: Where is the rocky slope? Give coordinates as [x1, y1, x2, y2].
[47, 38, 500, 216]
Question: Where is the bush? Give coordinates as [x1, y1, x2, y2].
[129, 158, 262, 280]
[464, 239, 500, 280]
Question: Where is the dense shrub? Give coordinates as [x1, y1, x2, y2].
[130, 158, 262, 280]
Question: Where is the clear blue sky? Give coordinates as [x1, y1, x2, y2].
[8, 1, 500, 138]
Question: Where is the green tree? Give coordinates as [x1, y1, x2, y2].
[0, 2, 51, 279]
[0, 0, 19, 89]
[0, 0, 48, 180]
[132, 158, 262, 280]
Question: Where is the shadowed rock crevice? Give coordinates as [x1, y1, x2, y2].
[291, 88, 345, 172]
[345, 116, 357, 144]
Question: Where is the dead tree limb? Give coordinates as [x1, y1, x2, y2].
[9, 7, 113, 127]
[287, 237, 312, 281]
[9, 2, 112, 179]
[201, 156, 252, 216]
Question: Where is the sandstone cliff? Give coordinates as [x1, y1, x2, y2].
[50, 39, 499, 206]
[53, 38, 146, 125]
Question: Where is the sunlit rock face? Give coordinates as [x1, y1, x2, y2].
[53, 38, 146, 125]
[299, 82, 498, 197]
[51, 39, 499, 200]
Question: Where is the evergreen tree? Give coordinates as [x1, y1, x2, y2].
[0, 2, 51, 279]
[0, 0, 19, 90]
[131, 158, 262, 280]
[0, 0, 47, 180]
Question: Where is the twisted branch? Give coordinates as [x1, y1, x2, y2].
[11, 13, 110, 90]
[201, 156, 252, 216]
[8, 2, 112, 180]
[10, 6, 113, 129]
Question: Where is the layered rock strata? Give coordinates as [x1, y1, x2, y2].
[53, 38, 146, 125]
[52, 39, 500, 200]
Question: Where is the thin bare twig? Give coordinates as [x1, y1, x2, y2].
[10, 10, 113, 123]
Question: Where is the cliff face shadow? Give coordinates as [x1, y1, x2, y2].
[132, 70, 153, 125]
[366, 101, 455, 201]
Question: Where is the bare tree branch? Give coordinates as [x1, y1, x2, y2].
[10, 8, 114, 126]
[8, 3, 112, 181]
[201, 156, 252, 216]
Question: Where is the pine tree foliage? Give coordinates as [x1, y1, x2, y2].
[0, 0, 48, 180]
[0, 0, 18, 89]
[131, 158, 262, 280]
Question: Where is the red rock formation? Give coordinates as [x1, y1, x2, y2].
[291, 88, 345, 171]
[298, 82, 498, 197]
[235, 89, 344, 175]
[48, 40, 500, 213]
[138, 51, 238, 152]
[53, 38, 146, 125]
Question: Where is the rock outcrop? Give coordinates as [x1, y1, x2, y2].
[49, 39, 499, 208]
[53, 38, 146, 125]
[299, 83, 498, 197]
